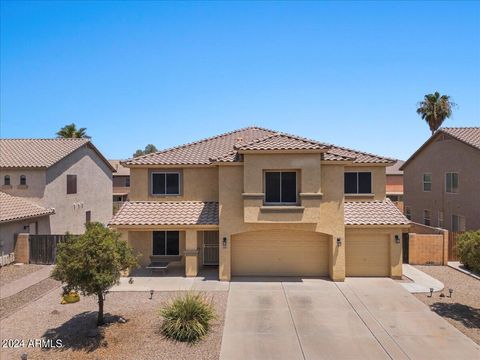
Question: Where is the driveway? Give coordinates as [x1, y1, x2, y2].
[220, 277, 480, 360]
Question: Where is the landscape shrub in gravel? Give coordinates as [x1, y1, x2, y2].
[159, 293, 216, 342]
[457, 230, 480, 273]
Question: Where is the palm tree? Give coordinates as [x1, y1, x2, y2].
[416, 92, 456, 135]
[56, 123, 90, 138]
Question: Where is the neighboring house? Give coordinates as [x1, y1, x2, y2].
[0, 139, 115, 240]
[110, 126, 409, 282]
[401, 127, 480, 232]
[109, 160, 131, 204]
[0, 191, 54, 256]
[386, 160, 404, 211]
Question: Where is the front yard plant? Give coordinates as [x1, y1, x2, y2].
[52, 222, 138, 325]
[457, 230, 480, 273]
[159, 293, 216, 342]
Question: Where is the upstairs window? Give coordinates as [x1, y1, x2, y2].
[423, 174, 432, 192]
[67, 175, 77, 194]
[125, 177, 130, 187]
[452, 214, 466, 232]
[424, 209, 431, 226]
[152, 172, 180, 195]
[264, 171, 297, 204]
[446, 173, 458, 193]
[153, 231, 180, 256]
[4, 175, 10, 186]
[344, 172, 372, 194]
[19, 175, 26, 186]
[438, 211, 444, 228]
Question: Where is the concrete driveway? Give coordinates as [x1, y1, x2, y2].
[220, 277, 479, 360]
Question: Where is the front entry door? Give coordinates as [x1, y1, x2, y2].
[203, 231, 219, 265]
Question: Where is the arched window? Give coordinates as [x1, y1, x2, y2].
[20, 175, 26, 186]
[4, 175, 10, 186]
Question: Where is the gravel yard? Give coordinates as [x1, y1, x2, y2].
[0, 264, 45, 286]
[1, 289, 228, 360]
[414, 265, 480, 345]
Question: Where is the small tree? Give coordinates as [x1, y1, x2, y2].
[52, 223, 138, 326]
[133, 144, 158, 157]
[457, 230, 480, 273]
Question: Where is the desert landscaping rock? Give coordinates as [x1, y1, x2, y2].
[0, 264, 45, 287]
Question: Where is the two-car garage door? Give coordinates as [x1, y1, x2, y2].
[231, 230, 329, 276]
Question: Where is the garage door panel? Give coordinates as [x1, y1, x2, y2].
[232, 231, 329, 276]
[346, 234, 389, 277]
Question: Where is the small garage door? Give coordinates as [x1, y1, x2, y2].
[232, 230, 329, 276]
[346, 234, 390, 276]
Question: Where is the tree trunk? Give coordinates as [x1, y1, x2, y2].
[97, 291, 104, 326]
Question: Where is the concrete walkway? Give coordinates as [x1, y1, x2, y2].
[220, 277, 480, 360]
[0, 265, 53, 299]
[448, 261, 480, 280]
[401, 264, 444, 293]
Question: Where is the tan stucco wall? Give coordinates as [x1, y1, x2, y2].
[129, 167, 218, 202]
[403, 136, 480, 231]
[0, 216, 51, 255]
[0, 169, 46, 201]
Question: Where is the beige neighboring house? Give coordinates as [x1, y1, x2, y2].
[0, 191, 54, 257]
[109, 160, 130, 206]
[0, 139, 115, 251]
[110, 126, 409, 282]
[401, 127, 480, 232]
[386, 160, 404, 211]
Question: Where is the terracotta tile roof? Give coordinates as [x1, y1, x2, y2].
[123, 126, 393, 166]
[235, 133, 329, 151]
[0, 191, 54, 223]
[0, 138, 116, 171]
[344, 199, 409, 226]
[441, 127, 480, 151]
[109, 160, 130, 176]
[386, 160, 404, 175]
[109, 201, 219, 226]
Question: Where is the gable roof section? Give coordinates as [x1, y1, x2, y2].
[400, 127, 480, 170]
[386, 160, 405, 175]
[344, 199, 409, 226]
[0, 138, 116, 171]
[123, 126, 393, 166]
[109, 160, 130, 176]
[109, 201, 219, 226]
[0, 191, 54, 223]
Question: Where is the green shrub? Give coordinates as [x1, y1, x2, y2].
[159, 293, 216, 342]
[457, 230, 480, 273]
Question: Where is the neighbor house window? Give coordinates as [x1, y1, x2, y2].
[423, 210, 431, 226]
[67, 174, 77, 194]
[452, 214, 466, 232]
[405, 207, 411, 220]
[153, 231, 180, 256]
[151, 172, 180, 195]
[4, 175, 10, 186]
[125, 177, 130, 187]
[20, 175, 26, 185]
[344, 172, 372, 194]
[85, 210, 91, 224]
[423, 173, 432, 192]
[446, 173, 458, 193]
[264, 171, 297, 204]
[438, 211, 444, 228]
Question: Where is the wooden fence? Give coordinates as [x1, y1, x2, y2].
[448, 232, 464, 262]
[29, 235, 68, 264]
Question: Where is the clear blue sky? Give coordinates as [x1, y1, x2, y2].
[1, 1, 479, 160]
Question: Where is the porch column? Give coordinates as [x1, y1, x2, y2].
[184, 230, 199, 277]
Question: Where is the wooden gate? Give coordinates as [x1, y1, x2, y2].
[448, 232, 463, 261]
[29, 235, 66, 264]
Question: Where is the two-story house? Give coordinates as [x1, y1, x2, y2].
[0, 138, 115, 255]
[401, 127, 480, 232]
[110, 127, 409, 282]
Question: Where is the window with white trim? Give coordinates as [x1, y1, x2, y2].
[423, 209, 431, 226]
[344, 172, 372, 194]
[423, 173, 432, 192]
[153, 231, 180, 256]
[264, 171, 297, 204]
[452, 214, 466, 232]
[151, 172, 180, 195]
[438, 211, 444, 228]
[446, 173, 458, 193]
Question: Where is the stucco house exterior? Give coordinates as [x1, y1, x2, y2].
[109, 160, 130, 211]
[110, 127, 409, 282]
[401, 127, 480, 232]
[386, 160, 404, 211]
[0, 139, 115, 250]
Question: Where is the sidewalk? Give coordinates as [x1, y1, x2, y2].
[0, 265, 53, 299]
[448, 261, 480, 280]
[401, 264, 444, 293]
